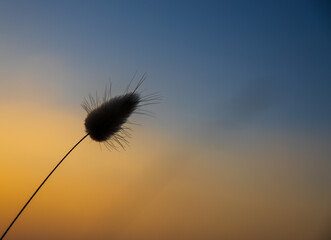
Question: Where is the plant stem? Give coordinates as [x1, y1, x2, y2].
[0, 133, 90, 240]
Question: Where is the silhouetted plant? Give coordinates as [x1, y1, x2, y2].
[0, 73, 159, 239]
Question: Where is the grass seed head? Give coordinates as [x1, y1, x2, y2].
[84, 93, 140, 142]
[82, 74, 159, 149]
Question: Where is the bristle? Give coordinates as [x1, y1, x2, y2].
[82, 74, 160, 149]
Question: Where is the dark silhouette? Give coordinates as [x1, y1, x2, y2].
[0, 74, 158, 239]
[0, 133, 89, 240]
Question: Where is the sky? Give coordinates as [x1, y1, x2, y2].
[0, 1, 330, 240]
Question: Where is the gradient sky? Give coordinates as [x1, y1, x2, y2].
[0, 1, 331, 240]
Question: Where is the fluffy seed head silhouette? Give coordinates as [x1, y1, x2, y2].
[0, 73, 159, 240]
[81, 74, 159, 149]
[85, 93, 139, 142]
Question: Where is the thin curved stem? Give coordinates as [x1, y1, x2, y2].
[0, 133, 90, 240]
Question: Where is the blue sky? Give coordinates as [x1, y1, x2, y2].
[1, 0, 330, 137]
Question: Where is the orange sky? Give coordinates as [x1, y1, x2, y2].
[1, 99, 330, 240]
